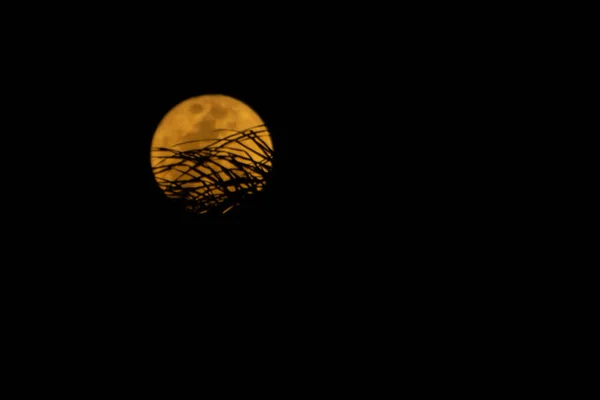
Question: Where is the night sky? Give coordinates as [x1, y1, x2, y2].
[2, 9, 541, 383]
[15, 11, 512, 279]
[26, 37, 479, 250]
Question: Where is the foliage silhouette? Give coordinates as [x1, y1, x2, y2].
[151, 125, 273, 216]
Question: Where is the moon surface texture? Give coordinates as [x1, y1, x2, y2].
[150, 94, 274, 215]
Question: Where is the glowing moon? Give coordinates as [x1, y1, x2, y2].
[150, 94, 274, 215]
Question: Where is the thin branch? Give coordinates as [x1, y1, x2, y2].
[151, 126, 274, 216]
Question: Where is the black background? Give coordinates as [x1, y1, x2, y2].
[12, 19, 507, 263]
[6, 7, 532, 303]
[2, 9, 550, 380]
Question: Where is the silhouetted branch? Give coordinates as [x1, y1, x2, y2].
[151, 125, 273, 216]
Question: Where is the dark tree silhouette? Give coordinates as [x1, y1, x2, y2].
[151, 125, 274, 216]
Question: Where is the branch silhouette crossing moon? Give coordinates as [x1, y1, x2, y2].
[150, 94, 274, 215]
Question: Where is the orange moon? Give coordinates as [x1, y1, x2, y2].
[150, 94, 274, 215]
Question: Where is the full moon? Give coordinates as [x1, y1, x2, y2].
[150, 94, 274, 215]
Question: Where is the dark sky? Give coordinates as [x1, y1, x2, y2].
[43, 56, 335, 245]
[29, 48, 462, 234]
[16, 13, 511, 260]
[3, 9, 535, 364]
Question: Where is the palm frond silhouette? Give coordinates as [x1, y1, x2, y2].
[151, 124, 273, 216]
